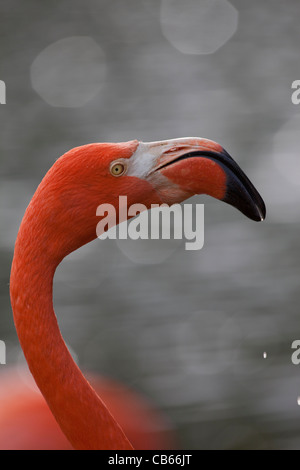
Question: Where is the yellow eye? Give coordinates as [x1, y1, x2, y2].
[110, 162, 126, 177]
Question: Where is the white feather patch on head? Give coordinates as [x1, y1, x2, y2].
[126, 139, 195, 204]
[126, 142, 160, 179]
[127, 138, 198, 179]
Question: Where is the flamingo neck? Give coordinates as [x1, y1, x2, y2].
[10, 197, 133, 450]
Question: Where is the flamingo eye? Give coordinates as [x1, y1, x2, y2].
[110, 162, 126, 177]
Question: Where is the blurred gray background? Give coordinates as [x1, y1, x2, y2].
[1, 0, 300, 449]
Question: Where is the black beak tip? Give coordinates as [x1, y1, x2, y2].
[250, 204, 266, 222]
[255, 200, 266, 222]
[218, 148, 266, 223]
[222, 173, 266, 222]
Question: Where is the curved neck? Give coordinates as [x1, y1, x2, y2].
[10, 199, 133, 450]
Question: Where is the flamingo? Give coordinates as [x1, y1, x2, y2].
[8, 137, 265, 450]
[0, 369, 174, 450]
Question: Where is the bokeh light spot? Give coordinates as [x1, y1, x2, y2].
[30, 36, 106, 107]
[115, 210, 184, 265]
[160, 0, 238, 55]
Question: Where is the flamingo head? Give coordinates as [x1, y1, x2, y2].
[31, 137, 265, 260]
[108, 137, 266, 222]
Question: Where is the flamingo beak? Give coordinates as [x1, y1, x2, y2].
[146, 138, 266, 222]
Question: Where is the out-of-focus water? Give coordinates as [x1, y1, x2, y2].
[1, 0, 300, 449]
